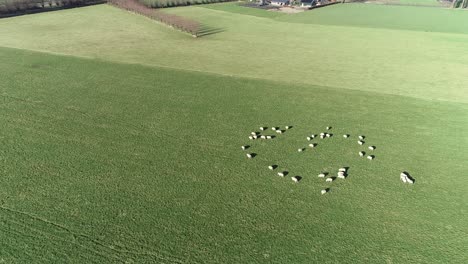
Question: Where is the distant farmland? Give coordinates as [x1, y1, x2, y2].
[0, 0, 103, 16]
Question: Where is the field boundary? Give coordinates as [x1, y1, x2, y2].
[138, 0, 236, 9]
[308, 1, 341, 10]
[108, 0, 222, 37]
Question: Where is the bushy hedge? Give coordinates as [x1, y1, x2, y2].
[0, 0, 103, 15]
[108, 0, 202, 36]
[137, 0, 232, 8]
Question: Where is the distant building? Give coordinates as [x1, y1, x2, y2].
[270, 0, 290, 6]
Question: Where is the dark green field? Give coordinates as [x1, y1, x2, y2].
[0, 2, 468, 263]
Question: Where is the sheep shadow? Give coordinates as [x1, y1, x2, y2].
[293, 176, 302, 182]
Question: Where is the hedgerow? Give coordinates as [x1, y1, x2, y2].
[137, 0, 232, 8]
[0, 0, 103, 15]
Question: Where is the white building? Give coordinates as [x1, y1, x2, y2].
[271, 0, 290, 6]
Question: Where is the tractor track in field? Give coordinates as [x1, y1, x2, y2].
[0, 205, 188, 263]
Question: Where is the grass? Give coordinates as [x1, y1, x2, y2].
[1, 46, 467, 263]
[0, 2, 468, 263]
[205, 2, 468, 34]
[0, 4, 468, 103]
[275, 3, 468, 33]
[396, 0, 444, 6]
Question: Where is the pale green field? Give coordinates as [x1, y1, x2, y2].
[0, 4, 468, 103]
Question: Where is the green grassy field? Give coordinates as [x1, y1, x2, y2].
[1, 2, 468, 263]
[1, 4, 468, 103]
[396, 0, 444, 6]
[205, 2, 468, 34]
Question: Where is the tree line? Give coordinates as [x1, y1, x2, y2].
[452, 0, 467, 8]
[0, 0, 104, 15]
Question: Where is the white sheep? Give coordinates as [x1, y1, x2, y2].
[400, 175, 408, 183]
[291, 176, 300, 183]
[339, 168, 346, 172]
[318, 173, 325, 178]
[326, 126, 331, 130]
[285, 126, 291, 130]
[343, 134, 349, 138]
[326, 133, 331, 138]
[400, 172, 414, 184]
[307, 137, 311, 141]
[260, 127, 265, 131]
[278, 172, 286, 177]
[247, 153, 253, 159]
[368, 146, 376, 150]
[338, 175, 345, 179]
[367, 155, 374, 160]
[358, 140, 364, 145]
[249, 136, 253, 140]
[268, 165, 275, 170]
[241, 145, 247, 150]
[251, 132, 257, 136]
[326, 177, 333, 182]
[253, 135, 258, 139]
[338, 172, 345, 177]
[298, 148, 304, 152]
[266, 135, 272, 139]
[261, 135, 266, 139]
[359, 135, 365, 140]
[321, 189, 328, 195]
[311, 135, 315, 139]
[276, 130, 283, 134]
[359, 151, 365, 157]
[309, 143, 315, 148]
[320, 135, 325, 139]
[320, 133, 325, 136]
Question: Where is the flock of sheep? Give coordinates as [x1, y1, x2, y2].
[242, 125, 414, 195]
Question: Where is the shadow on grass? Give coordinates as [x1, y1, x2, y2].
[196, 25, 225, 37]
